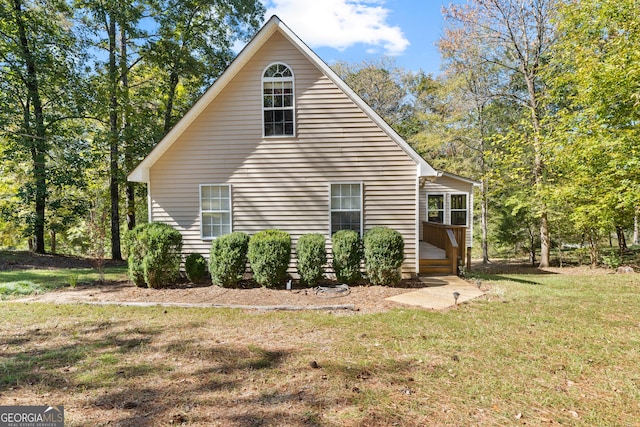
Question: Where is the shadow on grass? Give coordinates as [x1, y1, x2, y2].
[0, 319, 159, 391]
[0, 307, 425, 426]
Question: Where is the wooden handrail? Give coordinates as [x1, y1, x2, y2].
[445, 229, 458, 275]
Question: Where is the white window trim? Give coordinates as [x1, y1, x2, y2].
[262, 62, 295, 138]
[449, 193, 469, 227]
[329, 182, 363, 236]
[199, 184, 232, 240]
[426, 193, 446, 224]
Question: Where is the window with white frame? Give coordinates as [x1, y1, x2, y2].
[262, 63, 294, 137]
[330, 183, 362, 235]
[200, 185, 231, 239]
[427, 194, 445, 224]
[450, 194, 468, 225]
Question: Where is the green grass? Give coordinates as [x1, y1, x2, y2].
[0, 266, 128, 299]
[0, 273, 639, 426]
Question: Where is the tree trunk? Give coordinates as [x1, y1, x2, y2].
[163, 71, 180, 134]
[634, 211, 639, 246]
[615, 226, 627, 253]
[13, 0, 47, 254]
[529, 228, 536, 266]
[108, 15, 122, 260]
[50, 230, 56, 254]
[120, 25, 135, 231]
[481, 177, 489, 264]
[527, 76, 550, 268]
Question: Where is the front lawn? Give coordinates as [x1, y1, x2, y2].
[0, 271, 638, 426]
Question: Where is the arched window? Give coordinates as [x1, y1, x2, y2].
[262, 63, 294, 136]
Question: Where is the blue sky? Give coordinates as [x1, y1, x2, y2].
[260, 0, 450, 75]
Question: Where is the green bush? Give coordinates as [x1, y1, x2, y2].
[331, 230, 362, 284]
[601, 250, 622, 269]
[185, 253, 207, 284]
[363, 226, 404, 286]
[209, 232, 250, 287]
[248, 230, 291, 288]
[124, 225, 146, 287]
[296, 233, 327, 286]
[126, 222, 183, 289]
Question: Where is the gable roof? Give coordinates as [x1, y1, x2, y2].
[128, 15, 438, 183]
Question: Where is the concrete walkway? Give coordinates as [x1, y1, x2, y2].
[386, 276, 484, 310]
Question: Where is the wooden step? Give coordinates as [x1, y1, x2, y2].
[419, 265, 455, 275]
[420, 258, 451, 267]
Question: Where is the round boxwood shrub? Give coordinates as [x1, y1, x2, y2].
[209, 232, 250, 287]
[185, 253, 207, 284]
[126, 222, 183, 289]
[296, 233, 327, 286]
[363, 226, 404, 286]
[331, 230, 362, 284]
[248, 230, 291, 288]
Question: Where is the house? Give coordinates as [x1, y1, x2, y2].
[128, 15, 479, 277]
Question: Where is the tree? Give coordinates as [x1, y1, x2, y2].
[442, 0, 558, 267]
[146, 0, 264, 133]
[546, 0, 640, 257]
[0, 0, 85, 253]
[332, 57, 412, 131]
[79, 0, 151, 259]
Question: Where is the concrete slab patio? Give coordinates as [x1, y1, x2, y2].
[386, 276, 484, 310]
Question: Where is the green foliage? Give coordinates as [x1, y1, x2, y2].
[600, 250, 622, 270]
[363, 227, 404, 286]
[247, 230, 291, 288]
[209, 232, 249, 287]
[296, 234, 327, 286]
[125, 223, 183, 289]
[0, 281, 42, 298]
[185, 253, 207, 284]
[124, 226, 146, 287]
[331, 230, 362, 284]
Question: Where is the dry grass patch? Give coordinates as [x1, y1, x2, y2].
[1, 272, 639, 426]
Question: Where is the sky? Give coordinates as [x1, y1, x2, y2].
[259, 0, 452, 75]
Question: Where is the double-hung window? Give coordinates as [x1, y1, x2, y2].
[330, 183, 362, 235]
[200, 185, 231, 239]
[262, 63, 294, 137]
[450, 194, 468, 226]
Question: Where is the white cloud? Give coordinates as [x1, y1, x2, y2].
[262, 0, 409, 55]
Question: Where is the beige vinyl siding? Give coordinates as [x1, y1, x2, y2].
[149, 31, 419, 275]
[420, 176, 475, 246]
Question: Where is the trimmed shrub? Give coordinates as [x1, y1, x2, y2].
[209, 232, 250, 287]
[363, 226, 404, 286]
[296, 233, 327, 286]
[126, 222, 183, 289]
[331, 230, 362, 284]
[248, 230, 291, 288]
[185, 253, 207, 284]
